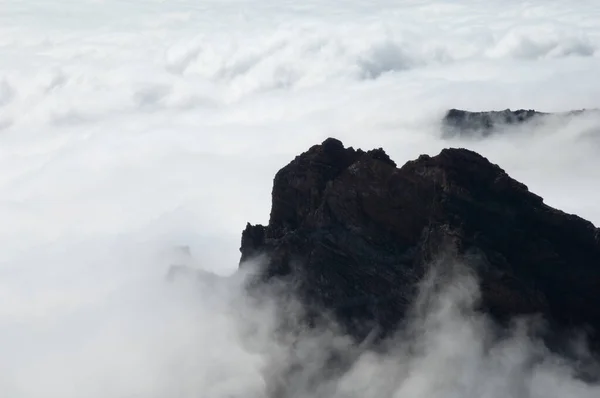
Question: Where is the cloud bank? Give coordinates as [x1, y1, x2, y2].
[1, 0, 600, 396]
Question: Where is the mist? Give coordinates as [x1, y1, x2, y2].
[1, 0, 600, 396]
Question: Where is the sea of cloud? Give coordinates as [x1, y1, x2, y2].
[1, 0, 600, 396]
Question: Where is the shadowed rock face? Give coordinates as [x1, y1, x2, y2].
[239, 138, 600, 344]
[442, 108, 599, 138]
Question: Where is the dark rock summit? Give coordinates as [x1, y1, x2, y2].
[442, 108, 599, 138]
[239, 138, 600, 345]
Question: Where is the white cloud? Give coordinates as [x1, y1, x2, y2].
[1, 0, 600, 396]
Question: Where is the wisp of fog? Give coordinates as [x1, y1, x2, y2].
[1, 0, 600, 396]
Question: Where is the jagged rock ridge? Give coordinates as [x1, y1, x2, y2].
[240, 138, 600, 344]
[442, 108, 599, 138]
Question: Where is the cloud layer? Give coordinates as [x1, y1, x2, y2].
[1, 0, 600, 396]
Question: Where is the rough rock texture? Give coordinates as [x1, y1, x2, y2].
[239, 138, 600, 344]
[442, 108, 599, 138]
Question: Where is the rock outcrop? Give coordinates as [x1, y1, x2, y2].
[442, 108, 599, 138]
[239, 138, 600, 345]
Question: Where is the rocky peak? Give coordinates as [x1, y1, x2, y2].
[240, 138, 600, 345]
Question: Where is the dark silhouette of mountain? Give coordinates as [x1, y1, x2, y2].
[442, 108, 599, 138]
[239, 138, 600, 348]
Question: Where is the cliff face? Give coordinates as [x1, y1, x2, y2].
[240, 138, 600, 342]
